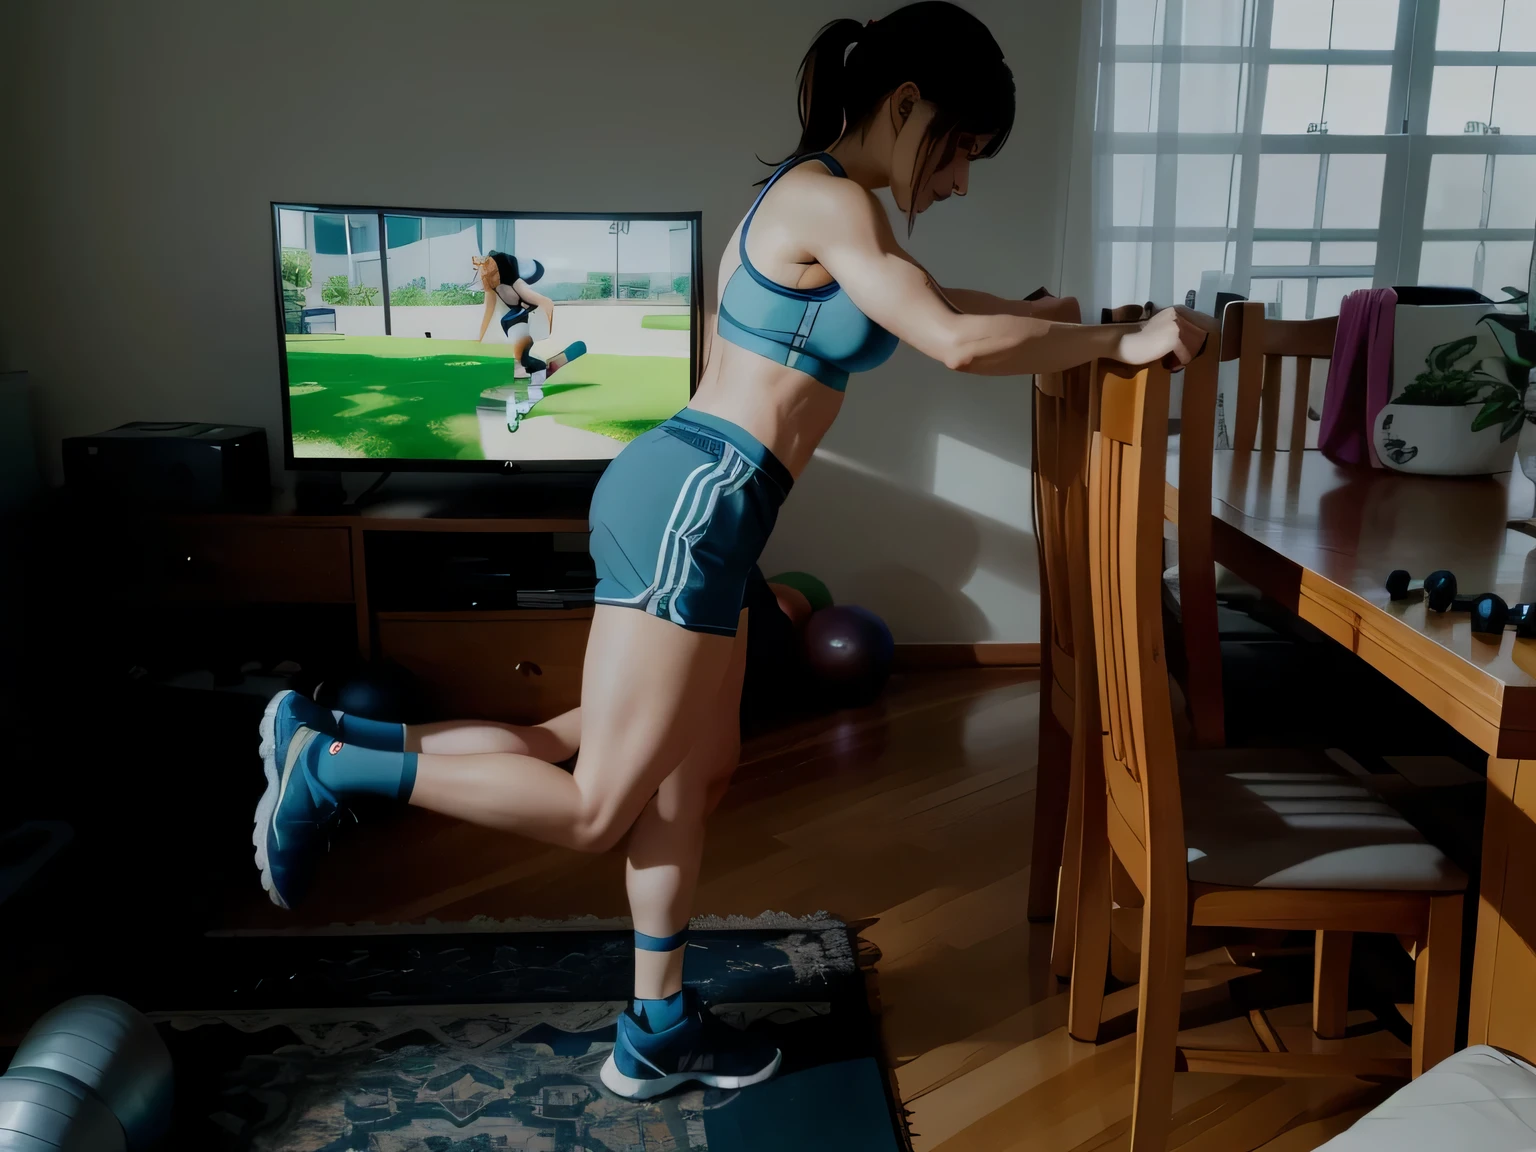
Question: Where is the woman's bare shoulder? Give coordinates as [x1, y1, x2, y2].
[765, 161, 888, 239]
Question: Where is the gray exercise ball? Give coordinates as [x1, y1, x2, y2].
[0, 1066, 126, 1152]
[5, 997, 172, 1150]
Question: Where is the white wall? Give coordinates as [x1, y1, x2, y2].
[0, 0, 1082, 644]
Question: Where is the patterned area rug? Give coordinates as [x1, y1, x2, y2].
[147, 915, 905, 1152]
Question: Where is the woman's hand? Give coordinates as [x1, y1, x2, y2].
[1116, 306, 1207, 370]
[541, 304, 554, 337]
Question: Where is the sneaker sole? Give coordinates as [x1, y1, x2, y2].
[598, 1049, 782, 1101]
[254, 697, 313, 911]
[253, 692, 292, 908]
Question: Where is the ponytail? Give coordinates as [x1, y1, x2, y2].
[762, 3, 1015, 216]
[791, 18, 864, 157]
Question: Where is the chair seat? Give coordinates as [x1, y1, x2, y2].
[1179, 748, 1467, 893]
[1163, 563, 1263, 604]
[1162, 565, 1280, 638]
[1319, 1045, 1536, 1150]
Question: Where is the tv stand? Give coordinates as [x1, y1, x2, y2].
[71, 489, 596, 724]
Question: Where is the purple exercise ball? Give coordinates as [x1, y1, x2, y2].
[803, 605, 895, 705]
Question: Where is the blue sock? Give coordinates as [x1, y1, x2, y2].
[311, 738, 417, 802]
[335, 713, 405, 752]
[634, 990, 688, 1033]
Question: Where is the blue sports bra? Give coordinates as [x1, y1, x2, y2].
[716, 153, 900, 392]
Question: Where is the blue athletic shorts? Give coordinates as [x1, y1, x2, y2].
[589, 409, 793, 636]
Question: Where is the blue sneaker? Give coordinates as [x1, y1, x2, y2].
[252, 723, 340, 909]
[600, 990, 782, 1100]
[258, 690, 338, 765]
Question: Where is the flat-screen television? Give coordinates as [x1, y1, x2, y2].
[270, 203, 702, 472]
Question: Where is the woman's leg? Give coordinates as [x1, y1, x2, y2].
[406, 708, 580, 761]
[406, 605, 735, 853]
[628, 611, 749, 1000]
[598, 611, 780, 1099]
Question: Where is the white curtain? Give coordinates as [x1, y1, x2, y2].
[1063, 0, 1536, 322]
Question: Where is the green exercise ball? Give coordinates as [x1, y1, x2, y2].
[767, 571, 833, 612]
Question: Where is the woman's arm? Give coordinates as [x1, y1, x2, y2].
[803, 178, 1200, 374]
[937, 288, 1079, 321]
[478, 292, 496, 342]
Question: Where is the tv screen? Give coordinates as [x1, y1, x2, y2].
[271, 203, 701, 472]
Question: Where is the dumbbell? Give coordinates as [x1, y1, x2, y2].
[1385, 569, 1471, 613]
[1467, 596, 1536, 640]
[1469, 593, 1510, 640]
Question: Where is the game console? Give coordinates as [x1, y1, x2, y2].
[62, 421, 271, 510]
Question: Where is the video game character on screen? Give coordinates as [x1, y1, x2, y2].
[471, 250, 587, 432]
[275, 207, 697, 465]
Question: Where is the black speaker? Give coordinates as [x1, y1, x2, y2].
[62, 422, 270, 510]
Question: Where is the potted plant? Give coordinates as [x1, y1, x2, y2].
[1375, 286, 1533, 476]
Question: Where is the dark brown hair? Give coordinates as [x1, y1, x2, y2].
[768, 2, 1015, 231]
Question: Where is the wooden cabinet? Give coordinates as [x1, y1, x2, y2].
[95, 499, 596, 724]
[376, 609, 590, 723]
[150, 523, 354, 603]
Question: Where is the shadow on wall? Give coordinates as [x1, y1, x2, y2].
[761, 443, 1039, 644]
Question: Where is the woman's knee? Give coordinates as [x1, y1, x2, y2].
[570, 797, 635, 854]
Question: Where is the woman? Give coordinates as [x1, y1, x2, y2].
[254, 1, 1201, 1101]
[472, 250, 586, 430]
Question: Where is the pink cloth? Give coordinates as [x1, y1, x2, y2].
[1319, 287, 1397, 468]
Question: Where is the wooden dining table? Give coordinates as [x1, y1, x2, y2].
[1166, 441, 1536, 1056]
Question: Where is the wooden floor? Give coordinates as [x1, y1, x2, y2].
[227, 669, 1395, 1151]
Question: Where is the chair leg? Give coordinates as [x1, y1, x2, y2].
[1128, 880, 1187, 1152]
[1412, 894, 1463, 1077]
[1068, 754, 1111, 1042]
[1110, 858, 1144, 984]
[1029, 704, 1073, 922]
[1312, 930, 1352, 1040]
[1050, 731, 1087, 980]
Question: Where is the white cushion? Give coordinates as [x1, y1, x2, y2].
[1163, 563, 1263, 603]
[1319, 1045, 1536, 1150]
[1180, 749, 1467, 893]
[1162, 567, 1281, 638]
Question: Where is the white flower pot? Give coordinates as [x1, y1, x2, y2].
[1372, 401, 1519, 476]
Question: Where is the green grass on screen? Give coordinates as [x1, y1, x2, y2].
[285, 335, 687, 460]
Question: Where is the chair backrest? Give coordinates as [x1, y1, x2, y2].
[1035, 359, 1095, 734]
[1166, 318, 1224, 749]
[1222, 301, 1339, 453]
[1087, 357, 1186, 899]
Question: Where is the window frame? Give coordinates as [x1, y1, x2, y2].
[1099, 0, 1536, 317]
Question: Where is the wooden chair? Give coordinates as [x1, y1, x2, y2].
[1160, 303, 1344, 748]
[1070, 356, 1467, 1152]
[1224, 301, 1339, 455]
[1029, 304, 1087, 924]
[1037, 318, 1225, 975]
[1031, 359, 1106, 971]
[1322, 755, 1536, 1150]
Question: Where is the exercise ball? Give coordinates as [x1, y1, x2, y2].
[767, 582, 813, 629]
[6, 996, 173, 1151]
[313, 659, 418, 723]
[0, 1066, 127, 1152]
[803, 605, 895, 706]
[767, 571, 833, 613]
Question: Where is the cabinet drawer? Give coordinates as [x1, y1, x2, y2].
[376, 611, 590, 724]
[154, 525, 353, 602]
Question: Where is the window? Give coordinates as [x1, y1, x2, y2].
[312, 214, 348, 256]
[1098, 0, 1536, 318]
